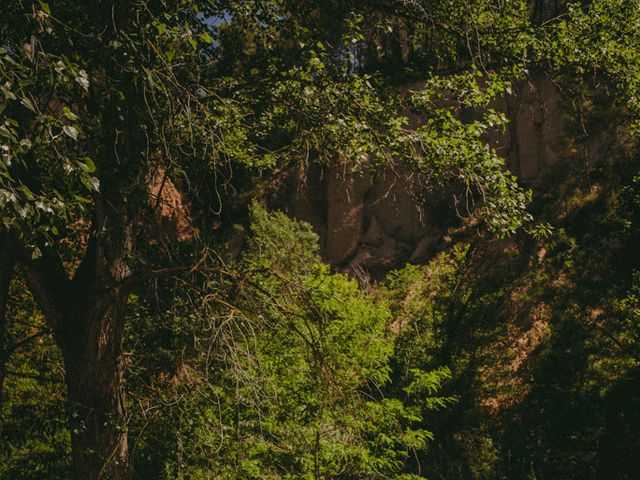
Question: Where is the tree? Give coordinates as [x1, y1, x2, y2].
[125, 204, 454, 478]
[0, 0, 534, 477]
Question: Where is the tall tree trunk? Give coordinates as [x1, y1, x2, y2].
[21, 210, 134, 479]
[61, 285, 130, 480]
[0, 230, 16, 405]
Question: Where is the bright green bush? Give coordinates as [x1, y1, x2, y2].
[128, 204, 452, 479]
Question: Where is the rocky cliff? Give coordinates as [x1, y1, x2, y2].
[271, 73, 610, 274]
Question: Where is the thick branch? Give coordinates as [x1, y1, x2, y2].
[0, 230, 17, 347]
[0, 229, 18, 404]
[19, 243, 70, 334]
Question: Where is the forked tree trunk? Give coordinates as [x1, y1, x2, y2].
[18, 160, 139, 479]
[61, 286, 130, 480]
[0, 231, 16, 405]
[22, 236, 133, 479]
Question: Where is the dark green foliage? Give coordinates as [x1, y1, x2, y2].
[380, 144, 640, 479]
[0, 276, 69, 479]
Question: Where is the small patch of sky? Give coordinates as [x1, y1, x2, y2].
[335, 41, 366, 74]
[197, 9, 233, 30]
[195, 9, 232, 51]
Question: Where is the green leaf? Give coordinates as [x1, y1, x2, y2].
[20, 97, 36, 113]
[1, 86, 16, 101]
[63, 106, 78, 121]
[38, 1, 50, 14]
[21, 185, 35, 200]
[75, 70, 89, 92]
[80, 176, 94, 192]
[74, 194, 92, 204]
[63, 125, 79, 141]
[82, 157, 96, 173]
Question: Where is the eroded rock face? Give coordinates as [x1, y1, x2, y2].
[147, 163, 198, 241]
[272, 75, 618, 273]
[276, 165, 440, 274]
[325, 169, 369, 265]
[504, 77, 565, 184]
[272, 75, 634, 276]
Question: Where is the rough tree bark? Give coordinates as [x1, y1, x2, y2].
[62, 286, 130, 480]
[0, 230, 17, 404]
[21, 195, 133, 479]
[22, 257, 132, 479]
